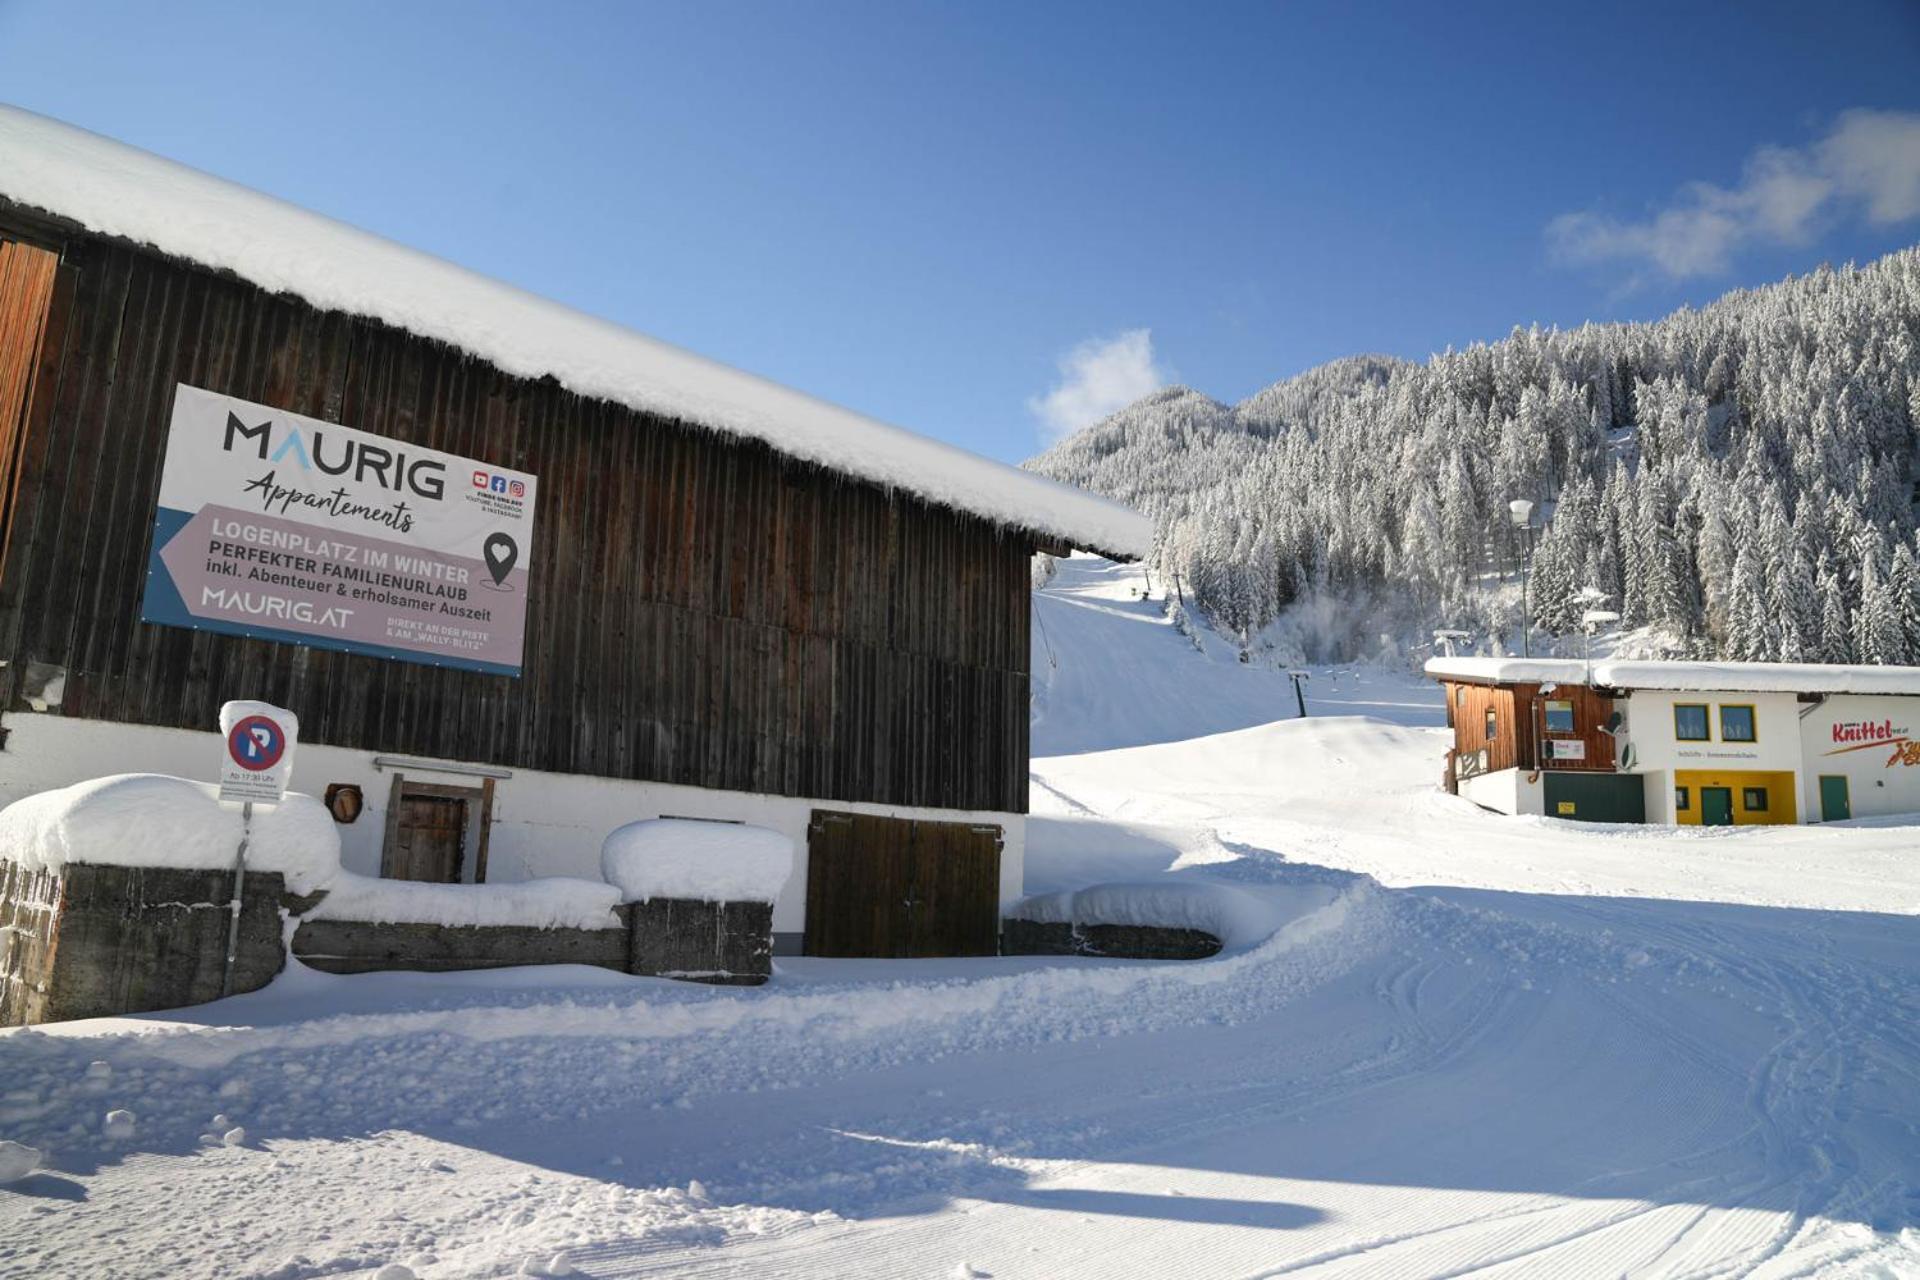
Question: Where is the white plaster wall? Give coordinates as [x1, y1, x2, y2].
[0, 712, 1026, 934]
[1641, 770, 1676, 824]
[1797, 694, 1920, 820]
[1618, 689, 1803, 778]
[1458, 767, 1543, 816]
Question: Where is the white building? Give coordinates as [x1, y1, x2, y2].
[1427, 658, 1920, 826]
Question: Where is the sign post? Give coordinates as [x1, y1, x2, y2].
[216, 701, 298, 998]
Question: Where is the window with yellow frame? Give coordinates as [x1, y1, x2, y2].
[1719, 704, 1756, 742]
[1673, 703, 1710, 741]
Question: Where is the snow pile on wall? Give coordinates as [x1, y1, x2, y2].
[0, 105, 1149, 559]
[1009, 880, 1302, 949]
[308, 872, 623, 931]
[0, 774, 339, 895]
[600, 820, 794, 904]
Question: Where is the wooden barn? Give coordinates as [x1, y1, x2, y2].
[0, 106, 1149, 959]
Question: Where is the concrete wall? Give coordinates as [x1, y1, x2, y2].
[1797, 693, 1920, 820]
[290, 917, 628, 977]
[1001, 918, 1221, 961]
[1457, 767, 1544, 816]
[1, 861, 290, 1026]
[0, 712, 1026, 944]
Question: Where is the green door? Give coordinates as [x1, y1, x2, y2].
[1819, 775, 1851, 822]
[1700, 787, 1734, 827]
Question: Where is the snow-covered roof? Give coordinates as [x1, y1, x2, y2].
[0, 105, 1149, 558]
[1590, 660, 1920, 697]
[1424, 657, 1593, 686]
[1426, 656, 1920, 697]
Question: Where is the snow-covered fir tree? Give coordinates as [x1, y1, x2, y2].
[1028, 248, 1920, 663]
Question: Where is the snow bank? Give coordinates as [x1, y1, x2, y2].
[600, 820, 793, 904]
[1009, 880, 1300, 949]
[0, 105, 1149, 559]
[307, 872, 622, 930]
[0, 774, 340, 894]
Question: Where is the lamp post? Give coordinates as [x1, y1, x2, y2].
[1508, 498, 1535, 657]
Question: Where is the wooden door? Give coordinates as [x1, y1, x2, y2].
[804, 811, 1000, 958]
[387, 795, 467, 882]
[1700, 787, 1734, 827]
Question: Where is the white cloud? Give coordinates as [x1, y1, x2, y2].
[1548, 109, 1920, 280]
[1029, 329, 1169, 442]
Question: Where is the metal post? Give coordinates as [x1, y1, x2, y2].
[1520, 524, 1534, 657]
[221, 801, 253, 999]
[1291, 673, 1308, 718]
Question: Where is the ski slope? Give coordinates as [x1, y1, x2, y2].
[1, 558, 1917, 1278]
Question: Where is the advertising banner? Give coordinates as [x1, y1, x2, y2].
[142, 384, 539, 677]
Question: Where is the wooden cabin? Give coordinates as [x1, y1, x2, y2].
[0, 107, 1149, 958]
[1430, 657, 1644, 822]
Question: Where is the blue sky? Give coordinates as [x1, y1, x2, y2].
[3, 1, 1919, 464]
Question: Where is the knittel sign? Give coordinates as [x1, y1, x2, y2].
[1823, 719, 1918, 767]
[142, 384, 539, 677]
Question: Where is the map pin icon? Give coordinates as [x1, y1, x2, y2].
[482, 532, 518, 587]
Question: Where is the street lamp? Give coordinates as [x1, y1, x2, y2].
[1508, 499, 1535, 657]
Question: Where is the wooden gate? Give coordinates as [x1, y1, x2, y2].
[803, 810, 1001, 958]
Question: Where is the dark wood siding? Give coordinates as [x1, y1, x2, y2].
[1444, 679, 1616, 773]
[0, 220, 1034, 814]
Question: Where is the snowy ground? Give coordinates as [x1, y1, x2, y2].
[3, 557, 1917, 1278]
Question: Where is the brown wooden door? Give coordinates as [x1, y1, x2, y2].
[803, 811, 1000, 958]
[387, 795, 467, 883]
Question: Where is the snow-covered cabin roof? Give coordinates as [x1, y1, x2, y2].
[1425, 656, 1920, 697]
[1424, 657, 1593, 686]
[1589, 660, 1920, 697]
[0, 105, 1149, 559]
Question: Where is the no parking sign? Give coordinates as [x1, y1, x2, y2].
[217, 700, 299, 805]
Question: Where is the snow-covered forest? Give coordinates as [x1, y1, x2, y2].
[1028, 246, 1920, 664]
